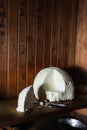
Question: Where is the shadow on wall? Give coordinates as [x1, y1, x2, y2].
[64, 66, 87, 84]
[64, 66, 87, 95]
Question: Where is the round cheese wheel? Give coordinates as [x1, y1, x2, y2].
[33, 67, 74, 101]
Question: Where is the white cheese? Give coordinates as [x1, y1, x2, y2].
[33, 67, 74, 102]
[16, 85, 34, 112]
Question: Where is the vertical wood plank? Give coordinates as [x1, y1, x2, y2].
[75, 0, 87, 69]
[62, 0, 71, 67]
[26, 0, 37, 85]
[44, 0, 52, 67]
[17, 0, 27, 93]
[36, 0, 45, 73]
[67, 0, 77, 67]
[8, 0, 18, 97]
[57, 0, 67, 68]
[57, 0, 77, 68]
[51, 0, 59, 66]
[0, 0, 8, 98]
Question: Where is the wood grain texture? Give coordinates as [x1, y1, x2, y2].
[51, 0, 59, 67]
[35, 0, 45, 73]
[75, 0, 87, 69]
[17, 0, 27, 94]
[26, 0, 36, 86]
[0, 0, 8, 98]
[44, 0, 52, 68]
[8, 0, 18, 97]
[57, 0, 77, 68]
[0, 0, 77, 98]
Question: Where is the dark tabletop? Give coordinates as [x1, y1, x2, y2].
[0, 94, 87, 128]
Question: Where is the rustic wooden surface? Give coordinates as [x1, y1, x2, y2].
[0, 0, 77, 98]
[0, 94, 87, 129]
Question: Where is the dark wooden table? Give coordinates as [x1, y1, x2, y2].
[0, 94, 87, 129]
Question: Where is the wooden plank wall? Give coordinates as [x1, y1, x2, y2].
[75, 0, 87, 69]
[0, 0, 77, 98]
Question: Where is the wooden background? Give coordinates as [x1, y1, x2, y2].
[0, 0, 86, 99]
[75, 0, 87, 69]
